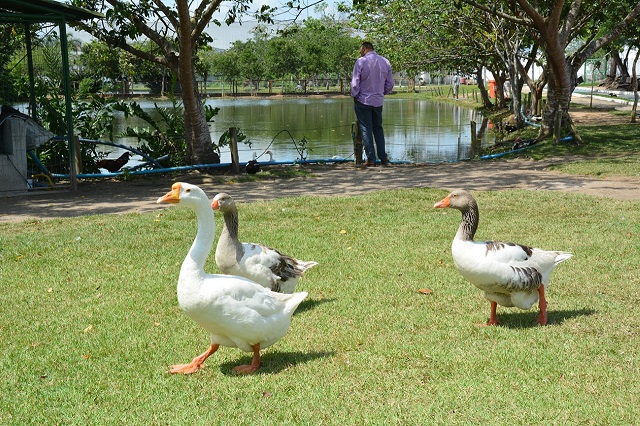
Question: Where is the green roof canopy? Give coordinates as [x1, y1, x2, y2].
[0, 0, 102, 22]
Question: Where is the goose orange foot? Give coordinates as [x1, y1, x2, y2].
[474, 301, 500, 327]
[232, 343, 261, 374]
[537, 286, 548, 326]
[169, 344, 219, 375]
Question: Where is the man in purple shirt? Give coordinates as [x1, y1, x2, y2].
[351, 41, 394, 167]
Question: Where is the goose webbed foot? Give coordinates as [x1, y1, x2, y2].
[232, 343, 261, 374]
[169, 344, 219, 375]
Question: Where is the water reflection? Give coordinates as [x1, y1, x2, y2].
[112, 96, 489, 164]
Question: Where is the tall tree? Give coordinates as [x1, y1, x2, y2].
[266, 36, 303, 92]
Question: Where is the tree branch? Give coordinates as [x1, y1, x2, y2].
[560, 0, 581, 46]
[150, 0, 179, 29]
[574, 1, 640, 67]
[193, 0, 224, 43]
[103, 0, 176, 56]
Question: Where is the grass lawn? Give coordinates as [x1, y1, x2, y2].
[1, 188, 639, 424]
[547, 154, 640, 177]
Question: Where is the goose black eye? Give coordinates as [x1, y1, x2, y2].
[185, 189, 191, 193]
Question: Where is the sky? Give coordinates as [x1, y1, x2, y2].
[206, 0, 344, 49]
[68, 0, 344, 50]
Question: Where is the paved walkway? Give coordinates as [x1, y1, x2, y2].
[1, 159, 638, 224]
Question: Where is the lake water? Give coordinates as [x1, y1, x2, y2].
[112, 96, 489, 165]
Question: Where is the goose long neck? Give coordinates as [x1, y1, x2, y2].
[222, 207, 240, 241]
[456, 202, 479, 241]
[184, 203, 216, 270]
[216, 206, 244, 268]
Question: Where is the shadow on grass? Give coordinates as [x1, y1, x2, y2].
[491, 307, 596, 329]
[220, 350, 335, 375]
[294, 297, 335, 315]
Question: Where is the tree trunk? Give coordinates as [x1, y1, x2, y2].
[537, 37, 584, 143]
[606, 53, 617, 81]
[540, 68, 582, 144]
[176, 0, 218, 165]
[631, 49, 639, 124]
[530, 71, 547, 118]
[511, 75, 524, 128]
[493, 73, 507, 109]
[606, 50, 630, 86]
[475, 69, 492, 108]
[508, 53, 524, 128]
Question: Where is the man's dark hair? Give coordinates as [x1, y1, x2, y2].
[361, 41, 374, 50]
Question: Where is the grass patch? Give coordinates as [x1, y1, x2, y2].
[1, 189, 639, 424]
[547, 154, 640, 178]
[522, 123, 640, 159]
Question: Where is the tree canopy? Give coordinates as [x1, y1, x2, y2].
[351, 0, 640, 140]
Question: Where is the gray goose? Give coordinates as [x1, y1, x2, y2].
[434, 189, 572, 326]
[211, 192, 318, 293]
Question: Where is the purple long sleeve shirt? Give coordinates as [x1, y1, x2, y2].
[351, 51, 394, 107]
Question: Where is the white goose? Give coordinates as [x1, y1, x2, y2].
[211, 192, 318, 293]
[156, 182, 307, 374]
[434, 189, 572, 326]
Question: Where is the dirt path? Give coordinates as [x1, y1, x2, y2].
[1, 157, 638, 224]
[1, 95, 637, 224]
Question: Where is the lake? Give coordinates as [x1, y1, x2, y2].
[112, 96, 489, 165]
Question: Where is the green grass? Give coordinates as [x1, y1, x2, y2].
[1, 188, 639, 424]
[547, 154, 640, 177]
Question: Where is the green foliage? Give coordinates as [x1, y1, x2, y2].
[1, 189, 639, 423]
[14, 74, 121, 174]
[351, 0, 467, 75]
[217, 128, 252, 152]
[116, 99, 220, 167]
[294, 135, 311, 161]
[0, 24, 26, 103]
[209, 16, 359, 88]
[79, 39, 119, 79]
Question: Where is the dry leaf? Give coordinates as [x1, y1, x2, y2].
[83, 325, 93, 333]
[339, 229, 347, 234]
[418, 288, 433, 295]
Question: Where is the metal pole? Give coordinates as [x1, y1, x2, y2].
[24, 23, 37, 120]
[59, 20, 77, 190]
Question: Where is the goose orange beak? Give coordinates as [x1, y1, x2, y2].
[211, 199, 220, 210]
[157, 183, 181, 204]
[434, 195, 450, 209]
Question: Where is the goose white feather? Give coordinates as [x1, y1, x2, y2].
[156, 182, 307, 374]
[434, 189, 572, 326]
[211, 192, 318, 293]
